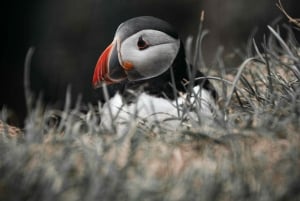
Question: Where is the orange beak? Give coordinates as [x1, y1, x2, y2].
[92, 43, 115, 88]
[92, 41, 135, 88]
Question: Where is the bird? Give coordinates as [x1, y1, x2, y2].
[92, 16, 217, 135]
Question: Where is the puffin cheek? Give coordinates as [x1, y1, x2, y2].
[135, 42, 179, 78]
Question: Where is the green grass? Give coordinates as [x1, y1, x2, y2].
[1, 22, 300, 201]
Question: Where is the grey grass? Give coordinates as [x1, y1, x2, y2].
[1, 19, 300, 201]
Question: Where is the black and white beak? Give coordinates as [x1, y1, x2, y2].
[92, 16, 181, 88]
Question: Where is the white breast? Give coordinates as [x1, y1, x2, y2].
[100, 86, 216, 136]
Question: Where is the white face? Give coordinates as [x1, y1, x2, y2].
[116, 29, 180, 81]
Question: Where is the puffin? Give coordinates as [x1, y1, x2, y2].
[92, 16, 217, 134]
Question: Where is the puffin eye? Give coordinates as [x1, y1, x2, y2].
[137, 36, 149, 50]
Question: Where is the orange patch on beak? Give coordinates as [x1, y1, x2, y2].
[122, 61, 134, 71]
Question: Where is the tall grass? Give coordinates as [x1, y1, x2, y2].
[0, 20, 300, 200]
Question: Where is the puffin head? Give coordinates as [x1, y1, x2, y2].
[92, 16, 181, 88]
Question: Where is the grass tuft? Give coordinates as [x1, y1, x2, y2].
[1, 21, 300, 201]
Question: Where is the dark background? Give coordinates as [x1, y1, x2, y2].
[1, 0, 300, 125]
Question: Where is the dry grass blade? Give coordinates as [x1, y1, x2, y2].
[276, 0, 300, 27]
[225, 57, 256, 108]
[252, 39, 265, 63]
[24, 47, 35, 113]
[267, 26, 297, 60]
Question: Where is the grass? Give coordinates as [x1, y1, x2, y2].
[1, 19, 300, 200]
